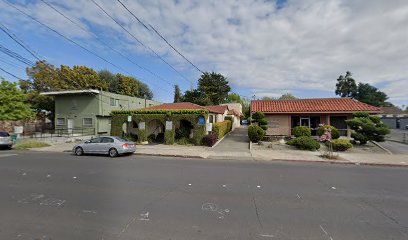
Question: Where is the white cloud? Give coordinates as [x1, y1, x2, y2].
[1, 0, 407, 104]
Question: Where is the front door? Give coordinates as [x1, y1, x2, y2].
[300, 118, 310, 128]
[67, 119, 74, 134]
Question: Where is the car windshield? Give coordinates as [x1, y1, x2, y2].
[0, 132, 10, 137]
[113, 137, 129, 142]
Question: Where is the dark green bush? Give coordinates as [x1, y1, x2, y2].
[353, 112, 369, 118]
[351, 132, 368, 144]
[260, 125, 268, 130]
[156, 133, 165, 143]
[202, 133, 217, 147]
[212, 120, 232, 139]
[147, 134, 156, 143]
[175, 127, 190, 139]
[317, 125, 340, 139]
[286, 136, 320, 151]
[293, 126, 311, 137]
[252, 112, 265, 121]
[176, 137, 192, 145]
[327, 139, 352, 151]
[248, 125, 265, 142]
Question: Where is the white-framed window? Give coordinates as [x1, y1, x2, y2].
[56, 118, 65, 126]
[110, 98, 120, 106]
[83, 118, 93, 126]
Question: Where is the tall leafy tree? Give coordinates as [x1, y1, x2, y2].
[138, 82, 153, 100]
[261, 96, 274, 100]
[182, 89, 209, 106]
[174, 85, 181, 103]
[355, 83, 388, 107]
[335, 71, 357, 98]
[197, 72, 230, 105]
[0, 79, 34, 121]
[279, 93, 297, 100]
[227, 93, 241, 103]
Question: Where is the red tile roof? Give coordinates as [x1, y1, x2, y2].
[142, 102, 205, 111]
[251, 98, 380, 113]
[206, 105, 228, 114]
[379, 106, 404, 114]
[228, 109, 242, 116]
[142, 102, 228, 114]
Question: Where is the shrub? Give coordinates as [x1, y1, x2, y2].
[212, 120, 232, 139]
[317, 125, 340, 139]
[176, 137, 192, 145]
[252, 112, 265, 121]
[248, 125, 265, 142]
[346, 113, 390, 144]
[147, 134, 156, 143]
[260, 125, 268, 131]
[175, 127, 190, 139]
[156, 133, 165, 143]
[327, 139, 352, 151]
[293, 126, 311, 137]
[202, 133, 217, 147]
[286, 136, 320, 151]
[164, 130, 175, 145]
[14, 141, 50, 150]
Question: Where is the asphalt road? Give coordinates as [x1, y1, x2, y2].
[0, 151, 407, 240]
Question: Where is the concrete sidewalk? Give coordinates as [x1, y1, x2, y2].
[27, 141, 408, 166]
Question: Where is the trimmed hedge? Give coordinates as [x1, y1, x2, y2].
[286, 136, 320, 151]
[327, 139, 352, 151]
[112, 109, 208, 115]
[293, 126, 311, 137]
[248, 125, 265, 142]
[212, 120, 232, 139]
[317, 125, 340, 139]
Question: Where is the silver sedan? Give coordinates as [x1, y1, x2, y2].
[73, 136, 136, 157]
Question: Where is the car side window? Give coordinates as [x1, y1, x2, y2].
[90, 137, 101, 143]
[101, 137, 114, 143]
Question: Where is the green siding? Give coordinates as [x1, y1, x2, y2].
[53, 90, 161, 135]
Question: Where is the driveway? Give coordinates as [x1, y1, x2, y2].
[379, 141, 408, 154]
[212, 126, 249, 152]
[386, 129, 408, 144]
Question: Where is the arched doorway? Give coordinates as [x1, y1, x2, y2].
[147, 119, 165, 143]
[176, 119, 193, 140]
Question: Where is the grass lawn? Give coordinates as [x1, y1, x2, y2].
[14, 141, 50, 150]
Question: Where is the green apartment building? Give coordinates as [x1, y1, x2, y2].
[41, 90, 161, 135]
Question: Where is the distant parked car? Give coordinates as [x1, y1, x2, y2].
[73, 136, 136, 157]
[241, 120, 249, 125]
[0, 131, 14, 150]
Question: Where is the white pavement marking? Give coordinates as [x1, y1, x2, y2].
[0, 154, 17, 158]
[296, 194, 301, 199]
[82, 210, 97, 214]
[260, 234, 275, 238]
[331, 186, 336, 190]
[138, 212, 150, 221]
[257, 185, 261, 188]
[222, 184, 227, 188]
[188, 183, 192, 186]
[73, 176, 77, 179]
[40, 198, 66, 207]
[320, 225, 334, 240]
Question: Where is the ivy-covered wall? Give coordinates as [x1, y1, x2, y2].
[111, 109, 208, 145]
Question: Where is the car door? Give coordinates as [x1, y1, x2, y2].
[100, 137, 114, 154]
[83, 137, 102, 153]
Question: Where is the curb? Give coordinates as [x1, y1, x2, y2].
[371, 141, 392, 155]
[133, 152, 206, 159]
[386, 139, 408, 145]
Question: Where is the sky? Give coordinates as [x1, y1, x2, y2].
[0, 0, 407, 107]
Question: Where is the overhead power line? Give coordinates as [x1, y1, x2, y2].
[90, 0, 192, 84]
[0, 66, 23, 79]
[0, 43, 35, 66]
[116, 0, 204, 74]
[39, 0, 173, 88]
[2, 0, 170, 94]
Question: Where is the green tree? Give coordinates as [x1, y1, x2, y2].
[197, 72, 230, 105]
[335, 71, 357, 98]
[261, 96, 274, 100]
[98, 69, 119, 93]
[138, 82, 153, 100]
[0, 79, 34, 121]
[279, 93, 297, 100]
[174, 85, 181, 103]
[227, 93, 241, 103]
[181, 89, 209, 106]
[252, 111, 268, 131]
[354, 83, 388, 107]
[345, 112, 390, 144]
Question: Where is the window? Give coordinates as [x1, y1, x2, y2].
[83, 118, 93, 126]
[56, 118, 65, 126]
[89, 137, 101, 143]
[101, 137, 114, 143]
[110, 98, 116, 106]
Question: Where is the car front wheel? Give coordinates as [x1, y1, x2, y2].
[75, 147, 84, 156]
[109, 148, 118, 158]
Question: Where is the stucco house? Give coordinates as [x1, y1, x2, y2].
[40, 89, 161, 135]
[251, 98, 380, 137]
[378, 106, 408, 129]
